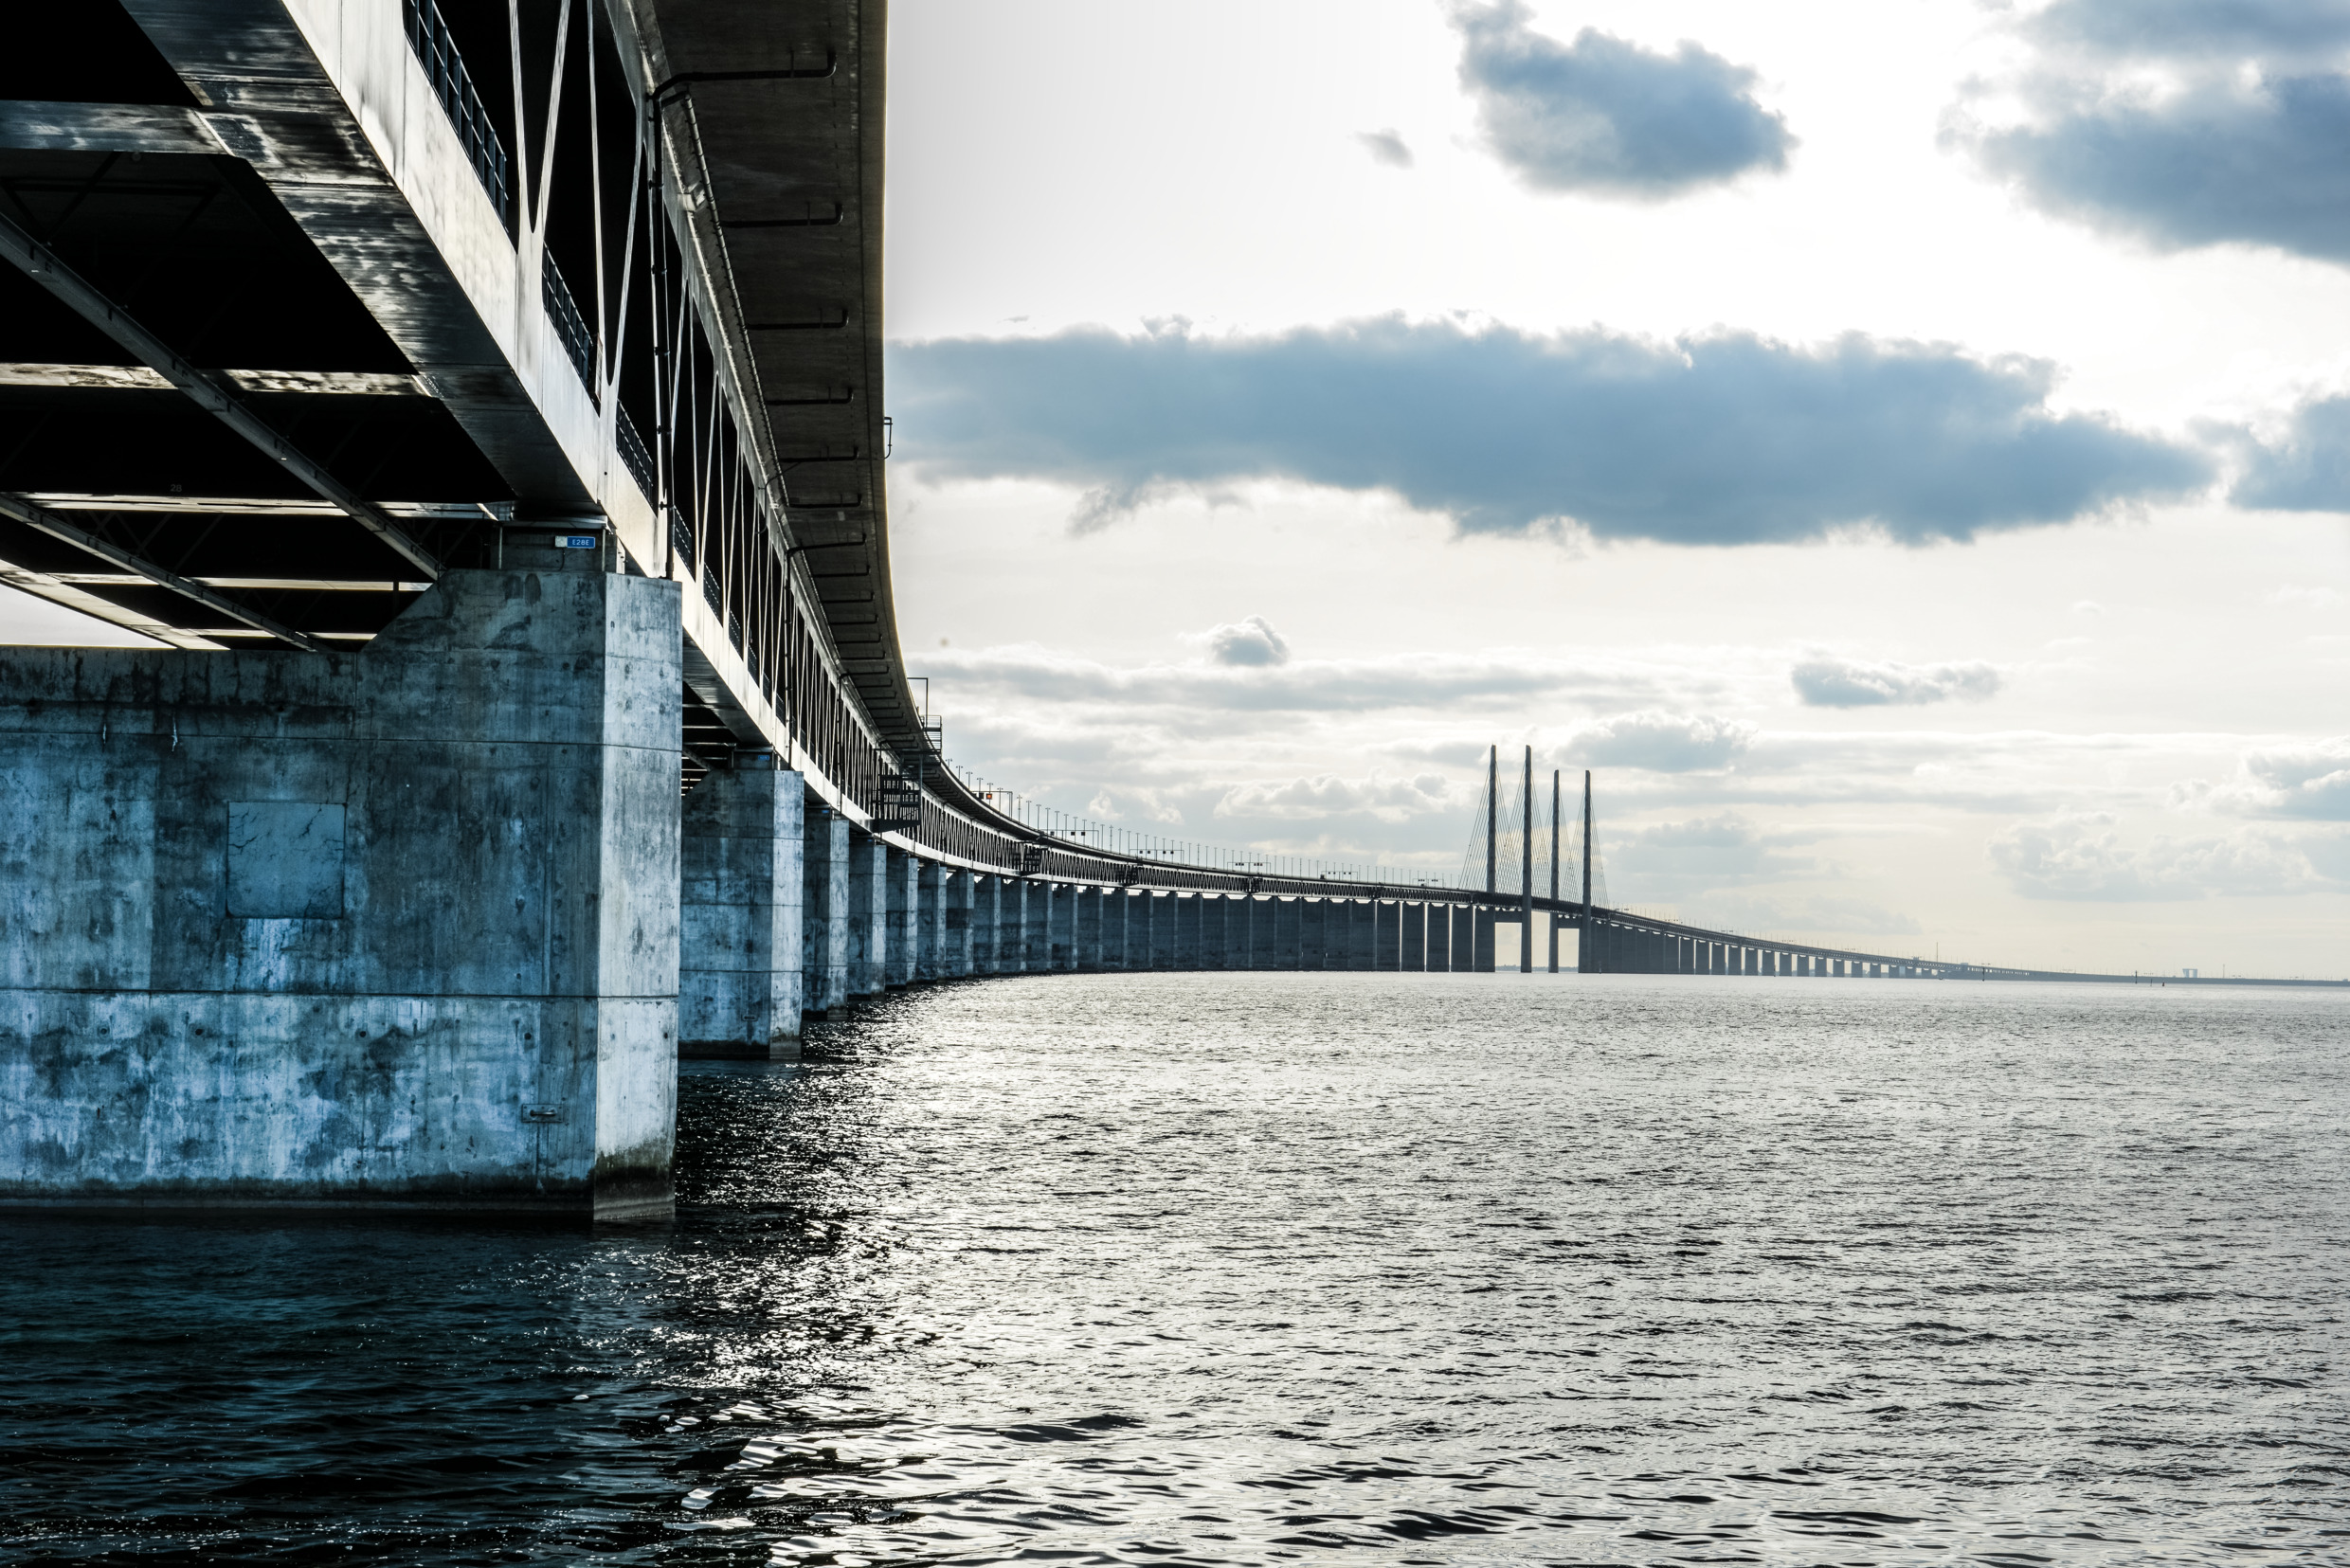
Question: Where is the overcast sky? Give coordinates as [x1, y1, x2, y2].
[8, 0, 2344, 976]
[879, 0, 2350, 977]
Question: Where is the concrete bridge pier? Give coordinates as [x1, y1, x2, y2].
[885, 849, 918, 987]
[679, 765, 804, 1059]
[969, 875, 1001, 974]
[1102, 887, 1129, 969]
[1023, 881, 1052, 970]
[915, 862, 947, 982]
[0, 569, 682, 1219]
[803, 812, 850, 1014]
[1149, 892, 1177, 969]
[845, 832, 886, 997]
[1237, 895, 1266, 968]
[942, 870, 973, 978]
[1403, 903, 1426, 969]
[1049, 884, 1076, 970]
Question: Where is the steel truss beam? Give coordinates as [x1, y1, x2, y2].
[17, 495, 508, 520]
[0, 364, 429, 396]
[0, 211, 444, 578]
[0, 492, 324, 652]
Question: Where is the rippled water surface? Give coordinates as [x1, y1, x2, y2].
[8, 974, 2350, 1564]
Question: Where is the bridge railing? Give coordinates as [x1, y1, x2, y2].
[401, 0, 512, 232]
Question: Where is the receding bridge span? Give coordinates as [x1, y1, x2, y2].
[1, 4, 2336, 1220]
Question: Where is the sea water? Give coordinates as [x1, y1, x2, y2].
[6, 973, 2346, 1564]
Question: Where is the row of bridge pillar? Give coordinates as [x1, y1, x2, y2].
[0, 571, 1932, 1219]
[1581, 922, 1926, 979]
[682, 765, 1519, 1054]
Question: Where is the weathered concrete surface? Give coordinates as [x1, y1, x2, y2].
[0, 569, 681, 1217]
[942, 871, 972, 977]
[802, 808, 849, 1014]
[680, 766, 804, 1059]
[845, 831, 884, 996]
[885, 848, 916, 987]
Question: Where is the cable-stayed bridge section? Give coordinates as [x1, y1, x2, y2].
[2, 4, 2337, 1221]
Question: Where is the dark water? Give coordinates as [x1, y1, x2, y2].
[7, 975, 2349, 1565]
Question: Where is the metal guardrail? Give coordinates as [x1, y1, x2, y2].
[616, 405, 655, 503]
[540, 261, 598, 400]
[400, 0, 512, 229]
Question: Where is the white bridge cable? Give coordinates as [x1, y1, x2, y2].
[940, 763, 1437, 886]
[1458, 764, 1588, 902]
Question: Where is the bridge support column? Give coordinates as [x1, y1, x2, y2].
[915, 860, 946, 982]
[998, 880, 1024, 971]
[1301, 899, 1328, 969]
[679, 765, 804, 1059]
[845, 831, 886, 997]
[804, 808, 850, 1014]
[998, 878, 1025, 972]
[1148, 892, 1174, 968]
[1474, 908, 1497, 974]
[885, 849, 917, 987]
[942, 870, 972, 978]
[1024, 881, 1052, 971]
[1238, 896, 1266, 968]
[1047, 883, 1076, 970]
[969, 875, 1001, 974]
[1103, 888, 1130, 969]
[1376, 901, 1400, 969]
[1200, 894, 1227, 970]
[1271, 898, 1300, 968]
[1175, 893, 1202, 969]
[0, 568, 681, 1218]
[1075, 887, 1104, 970]
[1402, 902, 1426, 969]
[1123, 888, 1145, 968]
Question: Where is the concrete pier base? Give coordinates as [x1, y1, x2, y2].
[679, 766, 804, 1059]
[803, 810, 850, 1013]
[969, 875, 1000, 974]
[0, 569, 682, 1218]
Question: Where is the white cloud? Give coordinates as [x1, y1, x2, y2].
[2267, 585, 2345, 610]
[1557, 711, 1754, 771]
[1791, 654, 2003, 708]
[925, 642, 1705, 715]
[1214, 771, 1454, 822]
[1987, 813, 2334, 900]
[2174, 737, 2350, 820]
[1195, 615, 1291, 667]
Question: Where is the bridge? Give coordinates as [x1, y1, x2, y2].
[0, 4, 2335, 1220]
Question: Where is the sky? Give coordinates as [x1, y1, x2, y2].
[8, 0, 2345, 976]
[876, 0, 2350, 977]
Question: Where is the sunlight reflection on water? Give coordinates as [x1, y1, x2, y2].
[5, 974, 2347, 1564]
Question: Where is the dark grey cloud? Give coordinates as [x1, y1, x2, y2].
[1450, 4, 1791, 198]
[1973, 80, 2350, 263]
[1356, 128, 1414, 169]
[1792, 655, 2002, 708]
[890, 318, 2212, 543]
[2229, 394, 2350, 510]
[2027, 0, 2350, 63]
[1964, 0, 2350, 264]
